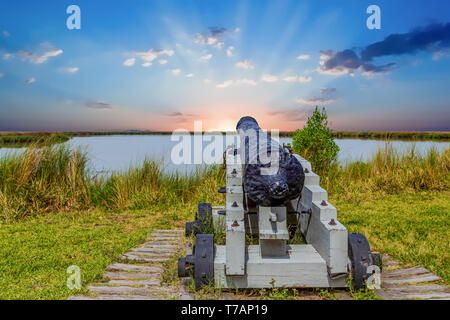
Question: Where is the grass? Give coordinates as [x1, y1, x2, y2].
[280, 130, 450, 141]
[0, 133, 69, 148]
[0, 143, 448, 299]
[0, 209, 162, 299]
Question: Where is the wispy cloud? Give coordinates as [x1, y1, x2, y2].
[18, 43, 63, 64]
[61, 67, 79, 74]
[171, 68, 181, 76]
[226, 46, 234, 57]
[25, 77, 35, 84]
[216, 78, 257, 88]
[133, 48, 174, 66]
[85, 100, 113, 110]
[123, 58, 136, 67]
[282, 75, 312, 83]
[298, 76, 312, 83]
[0, 72, 4, 78]
[3, 53, 13, 60]
[159, 59, 168, 65]
[186, 73, 194, 78]
[296, 97, 334, 105]
[296, 87, 337, 106]
[261, 74, 278, 83]
[297, 54, 310, 60]
[235, 59, 254, 69]
[199, 54, 213, 62]
[2, 30, 10, 37]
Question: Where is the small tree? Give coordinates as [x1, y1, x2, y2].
[292, 106, 339, 173]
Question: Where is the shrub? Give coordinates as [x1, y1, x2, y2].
[292, 106, 339, 173]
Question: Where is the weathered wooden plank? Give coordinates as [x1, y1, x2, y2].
[383, 273, 441, 284]
[103, 272, 159, 280]
[130, 251, 174, 257]
[131, 247, 178, 254]
[141, 244, 178, 249]
[152, 229, 184, 233]
[383, 283, 449, 293]
[107, 279, 160, 286]
[88, 286, 152, 295]
[388, 292, 450, 300]
[106, 263, 162, 273]
[121, 254, 169, 262]
[382, 266, 429, 278]
[71, 294, 161, 300]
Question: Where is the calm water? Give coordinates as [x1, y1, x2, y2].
[0, 135, 448, 175]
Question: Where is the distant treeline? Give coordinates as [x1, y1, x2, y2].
[280, 131, 450, 141]
[0, 130, 449, 148]
[0, 133, 70, 148]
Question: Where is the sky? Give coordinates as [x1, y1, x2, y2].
[0, 0, 449, 132]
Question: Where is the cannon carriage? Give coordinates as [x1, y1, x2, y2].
[178, 117, 381, 290]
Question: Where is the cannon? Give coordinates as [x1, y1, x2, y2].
[180, 116, 381, 290]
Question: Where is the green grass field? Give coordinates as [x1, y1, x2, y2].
[0, 144, 448, 299]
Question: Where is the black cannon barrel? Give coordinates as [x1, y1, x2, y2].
[236, 116, 305, 206]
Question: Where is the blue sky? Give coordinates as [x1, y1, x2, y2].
[0, 0, 449, 131]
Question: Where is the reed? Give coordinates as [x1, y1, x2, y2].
[0, 143, 448, 220]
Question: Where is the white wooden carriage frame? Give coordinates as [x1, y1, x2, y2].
[210, 146, 349, 289]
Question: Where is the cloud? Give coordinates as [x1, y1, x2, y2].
[267, 108, 313, 122]
[235, 59, 254, 70]
[214, 42, 224, 50]
[216, 80, 234, 89]
[296, 87, 337, 106]
[216, 78, 257, 89]
[25, 77, 36, 84]
[142, 62, 152, 67]
[159, 59, 168, 65]
[123, 58, 136, 66]
[361, 23, 450, 61]
[3, 53, 13, 60]
[165, 112, 198, 122]
[134, 48, 174, 64]
[61, 67, 79, 73]
[320, 87, 336, 95]
[85, 100, 113, 110]
[193, 27, 239, 50]
[0, 72, 3, 78]
[319, 23, 450, 76]
[171, 68, 181, 76]
[296, 97, 334, 106]
[186, 73, 194, 78]
[298, 76, 312, 83]
[297, 54, 310, 60]
[236, 78, 257, 86]
[199, 54, 213, 62]
[167, 112, 183, 117]
[283, 76, 298, 82]
[282, 75, 312, 83]
[18, 43, 63, 64]
[226, 46, 234, 57]
[261, 74, 278, 83]
[2, 30, 10, 37]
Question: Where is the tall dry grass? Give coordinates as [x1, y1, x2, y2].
[322, 145, 450, 201]
[0, 143, 448, 220]
[0, 145, 225, 221]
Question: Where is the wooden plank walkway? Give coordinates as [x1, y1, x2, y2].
[69, 230, 184, 300]
[375, 254, 450, 300]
